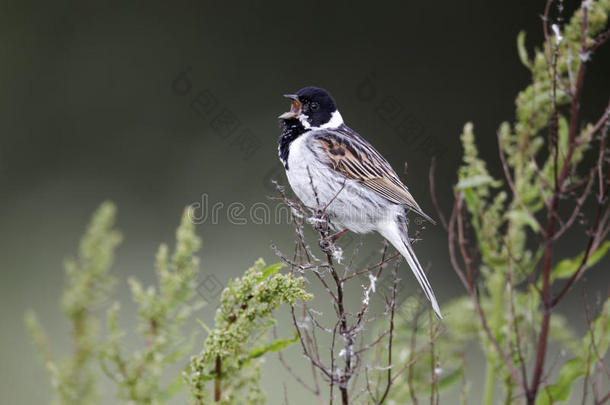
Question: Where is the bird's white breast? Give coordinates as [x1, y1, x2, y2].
[285, 133, 329, 208]
[285, 132, 393, 233]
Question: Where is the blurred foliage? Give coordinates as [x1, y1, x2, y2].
[99, 208, 204, 404]
[26, 204, 311, 405]
[186, 259, 312, 405]
[26, 202, 121, 405]
[387, 1, 610, 404]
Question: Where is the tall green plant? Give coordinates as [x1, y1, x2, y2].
[26, 202, 121, 405]
[100, 208, 204, 404]
[186, 259, 312, 405]
[388, 1, 610, 404]
[26, 204, 312, 405]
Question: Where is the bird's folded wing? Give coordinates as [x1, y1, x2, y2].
[312, 129, 435, 224]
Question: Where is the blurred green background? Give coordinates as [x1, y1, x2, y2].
[1, 1, 609, 404]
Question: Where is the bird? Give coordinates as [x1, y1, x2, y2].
[277, 86, 442, 319]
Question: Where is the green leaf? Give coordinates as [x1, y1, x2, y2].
[196, 318, 211, 335]
[505, 210, 540, 232]
[536, 358, 583, 405]
[551, 240, 610, 281]
[461, 189, 479, 213]
[249, 333, 298, 359]
[536, 298, 609, 405]
[456, 175, 496, 190]
[257, 263, 285, 282]
[517, 31, 531, 68]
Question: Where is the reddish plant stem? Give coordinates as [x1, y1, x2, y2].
[528, 5, 589, 403]
[214, 356, 221, 402]
[527, 202, 557, 403]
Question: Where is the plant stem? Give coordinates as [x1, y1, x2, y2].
[214, 355, 222, 402]
[328, 258, 350, 405]
[483, 354, 496, 405]
[528, 5, 589, 403]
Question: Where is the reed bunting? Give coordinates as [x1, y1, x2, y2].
[278, 86, 442, 319]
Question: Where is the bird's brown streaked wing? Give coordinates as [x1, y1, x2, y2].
[314, 130, 436, 224]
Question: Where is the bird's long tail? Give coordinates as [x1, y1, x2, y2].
[379, 220, 442, 319]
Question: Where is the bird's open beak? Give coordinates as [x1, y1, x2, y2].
[279, 94, 301, 119]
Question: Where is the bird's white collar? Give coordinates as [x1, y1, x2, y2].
[320, 110, 344, 129]
[298, 110, 344, 130]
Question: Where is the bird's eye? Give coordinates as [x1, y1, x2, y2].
[310, 102, 320, 111]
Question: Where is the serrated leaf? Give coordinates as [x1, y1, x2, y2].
[536, 299, 609, 405]
[257, 263, 285, 282]
[551, 240, 610, 281]
[249, 333, 298, 359]
[536, 358, 584, 405]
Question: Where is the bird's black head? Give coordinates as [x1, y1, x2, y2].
[279, 86, 343, 129]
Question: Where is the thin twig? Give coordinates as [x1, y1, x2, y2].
[428, 157, 448, 230]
